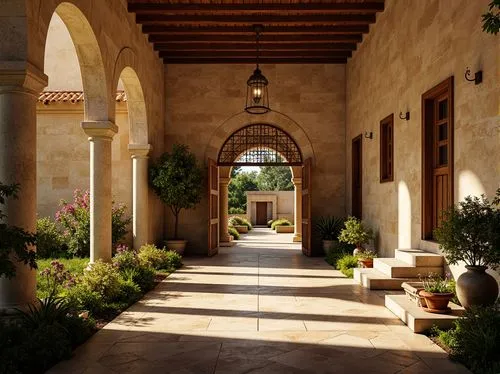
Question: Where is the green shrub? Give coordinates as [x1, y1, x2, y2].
[120, 266, 156, 293]
[325, 241, 354, 268]
[228, 225, 240, 240]
[138, 244, 182, 271]
[228, 216, 252, 230]
[229, 207, 245, 214]
[436, 303, 500, 373]
[60, 314, 96, 347]
[36, 217, 66, 258]
[316, 216, 345, 241]
[338, 216, 374, 250]
[267, 219, 275, 228]
[64, 284, 103, 317]
[336, 254, 359, 278]
[271, 218, 292, 230]
[116, 274, 142, 302]
[80, 260, 122, 300]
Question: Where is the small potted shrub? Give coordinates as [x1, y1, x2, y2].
[149, 144, 203, 255]
[419, 274, 454, 313]
[357, 250, 377, 268]
[434, 189, 500, 308]
[316, 216, 345, 252]
[338, 216, 374, 256]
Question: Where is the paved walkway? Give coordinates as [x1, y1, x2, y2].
[49, 229, 469, 373]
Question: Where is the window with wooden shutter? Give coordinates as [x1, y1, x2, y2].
[380, 114, 394, 183]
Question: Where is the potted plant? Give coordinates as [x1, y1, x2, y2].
[316, 216, 345, 253]
[357, 250, 377, 268]
[419, 274, 455, 313]
[434, 189, 500, 308]
[149, 144, 203, 255]
[338, 216, 375, 256]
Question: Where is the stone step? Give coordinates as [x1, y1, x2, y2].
[385, 294, 465, 333]
[395, 248, 444, 267]
[374, 258, 443, 278]
[353, 268, 418, 290]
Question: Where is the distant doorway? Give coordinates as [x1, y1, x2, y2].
[256, 202, 268, 226]
[352, 135, 363, 219]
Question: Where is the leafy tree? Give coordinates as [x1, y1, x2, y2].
[256, 166, 294, 191]
[149, 144, 203, 239]
[483, 0, 500, 34]
[0, 182, 37, 279]
[228, 171, 258, 212]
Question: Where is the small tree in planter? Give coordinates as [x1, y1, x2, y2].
[149, 144, 203, 254]
[338, 216, 374, 256]
[434, 189, 500, 308]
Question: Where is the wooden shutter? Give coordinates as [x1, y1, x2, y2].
[302, 158, 312, 256]
[208, 158, 219, 256]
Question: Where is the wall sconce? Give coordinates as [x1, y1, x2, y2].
[364, 131, 373, 139]
[399, 111, 410, 121]
[465, 67, 483, 85]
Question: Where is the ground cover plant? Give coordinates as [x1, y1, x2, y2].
[228, 226, 240, 240]
[335, 254, 359, 278]
[325, 241, 356, 269]
[432, 302, 500, 374]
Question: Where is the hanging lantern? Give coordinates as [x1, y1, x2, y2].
[245, 25, 270, 114]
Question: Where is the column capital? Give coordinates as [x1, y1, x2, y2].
[0, 61, 48, 95]
[128, 143, 152, 158]
[220, 177, 231, 185]
[81, 121, 118, 140]
[292, 177, 302, 186]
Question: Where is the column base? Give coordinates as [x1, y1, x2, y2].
[293, 234, 302, 242]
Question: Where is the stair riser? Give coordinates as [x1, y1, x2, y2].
[374, 260, 443, 278]
[395, 250, 443, 267]
[363, 276, 413, 290]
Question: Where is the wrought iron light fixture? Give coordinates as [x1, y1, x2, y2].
[399, 111, 410, 121]
[245, 25, 270, 114]
[465, 67, 483, 85]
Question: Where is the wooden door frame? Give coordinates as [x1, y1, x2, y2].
[256, 201, 268, 226]
[352, 134, 363, 219]
[421, 77, 454, 240]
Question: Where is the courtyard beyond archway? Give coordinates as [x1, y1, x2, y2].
[48, 238, 468, 373]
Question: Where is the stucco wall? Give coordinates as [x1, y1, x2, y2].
[36, 102, 133, 246]
[246, 191, 294, 225]
[165, 64, 346, 254]
[346, 0, 499, 280]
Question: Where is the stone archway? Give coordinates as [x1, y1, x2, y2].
[113, 50, 151, 250]
[206, 113, 315, 254]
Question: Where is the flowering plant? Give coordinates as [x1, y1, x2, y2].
[39, 260, 76, 296]
[420, 273, 454, 294]
[56, 190, 131, 257]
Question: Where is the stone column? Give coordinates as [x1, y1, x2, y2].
[292, 177, 303, 242]
[82, 121, 118, 263]
[219, 177, 231, 243]
[0, 63, 48, 311]
[128, 144, 151, 250]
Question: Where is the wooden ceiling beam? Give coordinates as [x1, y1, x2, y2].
[154, 42, 356, 51]
[159, 50, 352, 58]
[162, 57, 348, 64]
[142, 25, 369, 35]
[129, 2, 384, 14]
[148, 34, 362, 43]
[136, 14, 376, 24]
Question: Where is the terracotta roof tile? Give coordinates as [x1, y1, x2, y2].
[38, 91, 127, 104]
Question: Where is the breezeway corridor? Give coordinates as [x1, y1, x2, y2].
[49, 229, 469, 373]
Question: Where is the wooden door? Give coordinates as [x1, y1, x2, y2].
[302, 158, 312, 256]
[352, 135, 362, 219]
[208, 158, 219, 256]
[256, 202, 267, 225]
[422, 77, 454, 239]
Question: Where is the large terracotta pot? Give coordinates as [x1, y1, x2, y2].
[456, 266, 499, 308]
[420, 291, 454, 313]
[165, 240, 187, 255]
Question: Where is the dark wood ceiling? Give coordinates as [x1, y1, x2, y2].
[128, 1, 385, 64]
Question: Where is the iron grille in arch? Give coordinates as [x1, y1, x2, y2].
[217, 124, 303, 166]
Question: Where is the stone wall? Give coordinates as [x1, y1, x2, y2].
[36, 101, 133, 246]
[346, 0, 499, 280]
[246, 191, 294, 225]
[165, 64, 346, 254]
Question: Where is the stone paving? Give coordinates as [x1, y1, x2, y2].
[48, 229, 470, 373]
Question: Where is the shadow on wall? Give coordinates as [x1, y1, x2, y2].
[397, 180, 412, 250]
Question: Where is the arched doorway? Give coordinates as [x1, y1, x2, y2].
[208, 123, 313, 257]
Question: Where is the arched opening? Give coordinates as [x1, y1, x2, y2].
[209, 122, 312, 256]
[114, 63, 150, 250]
